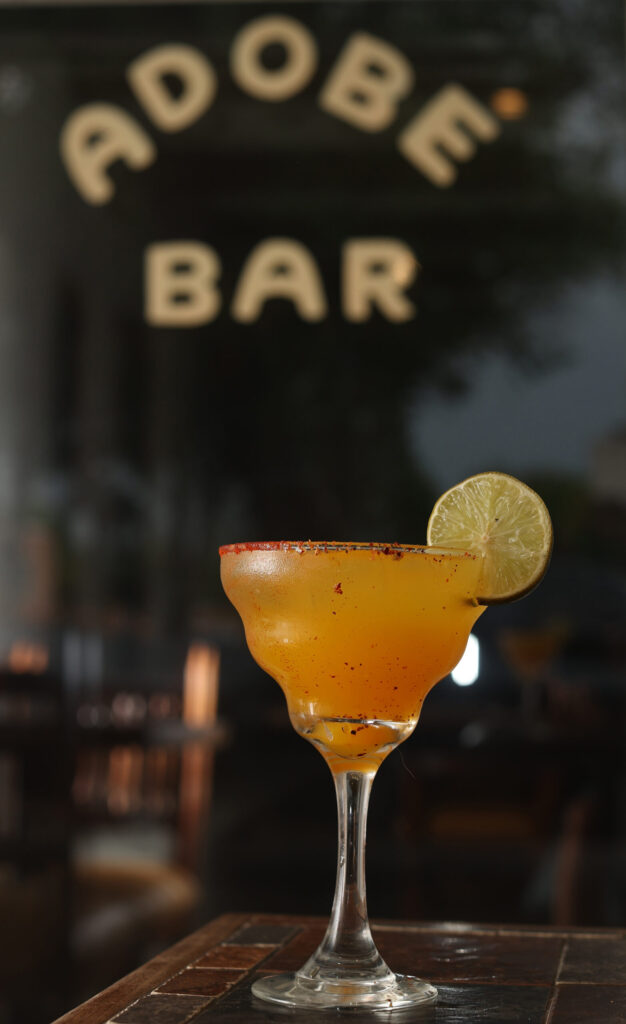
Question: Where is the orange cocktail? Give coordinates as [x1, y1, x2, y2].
[220, 541, 484, 772]
[220, 540, 484, 1010]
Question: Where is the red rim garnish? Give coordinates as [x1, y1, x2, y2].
[218, 541, 477, 558]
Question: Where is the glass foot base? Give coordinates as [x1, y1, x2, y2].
[251, 971, 438, 1011]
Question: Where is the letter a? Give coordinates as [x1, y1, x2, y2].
[60, 104, 156, 205]
[232, 239, 327, 322]
[398, 83, 500, 187]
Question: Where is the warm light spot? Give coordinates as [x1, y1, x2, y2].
[452, 634, 480, 686]
[7, 641, 49, 673]
[112, 691, 147, 725]
[490, 87, 528, 120]
[183, 643, 220, 725]
[107, 744, 143, 815]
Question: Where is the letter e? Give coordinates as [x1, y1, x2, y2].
[398, 83, 500, 187]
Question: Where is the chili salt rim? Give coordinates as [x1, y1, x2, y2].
[219, 540, 478, 558]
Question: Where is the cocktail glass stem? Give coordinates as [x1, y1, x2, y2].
[297, 768, 394, 986]
[250, 755, 437, 1009]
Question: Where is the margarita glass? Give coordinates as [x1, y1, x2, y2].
[220, 540, 484, 1010]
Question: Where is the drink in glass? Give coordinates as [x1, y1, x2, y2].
[220, 540, 484, 1009]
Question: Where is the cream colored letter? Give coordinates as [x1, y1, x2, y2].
[398, 83, 500, 187]
[319, 32, 414, 132]
[230, 15, 318, 101]
[343, 239, 418, 322]
[232, 239, 327, 322]
[127, 44, 217, 132]
[60, 104, 156, 205]
[145, 242, 221, 326]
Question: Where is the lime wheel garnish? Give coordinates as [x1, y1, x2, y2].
[427, 471, 553, 604]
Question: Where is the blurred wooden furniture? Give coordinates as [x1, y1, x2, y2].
[0, 641, 227, 1016]
[70, 643, 226, 999]
[53, 912, 626, 1024]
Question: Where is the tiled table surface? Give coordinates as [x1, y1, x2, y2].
[55, 913, 626, 1024]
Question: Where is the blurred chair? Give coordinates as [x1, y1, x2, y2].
[393, 707, 618, 928]
[551, 790, 597, 925]
[394, 744, 567, 924]
[70, 643, 222, 999]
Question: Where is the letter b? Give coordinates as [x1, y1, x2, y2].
[145, 242, 221, 326]
[320, 32, 414, 132]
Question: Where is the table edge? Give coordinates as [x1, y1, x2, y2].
[52, 912, 249, 1024]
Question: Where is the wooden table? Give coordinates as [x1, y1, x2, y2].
[54, 913, 626, 1023]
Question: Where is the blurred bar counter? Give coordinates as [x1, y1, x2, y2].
[53, 912, 626, 1024]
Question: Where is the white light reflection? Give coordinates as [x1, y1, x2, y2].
[451, 633, 479, 686]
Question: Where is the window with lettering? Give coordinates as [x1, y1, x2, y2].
[0, 0, 623, 635]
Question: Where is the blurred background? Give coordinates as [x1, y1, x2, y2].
[0, 1, 624, 1020]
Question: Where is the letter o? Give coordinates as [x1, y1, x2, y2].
[230, 15, 318, 101]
